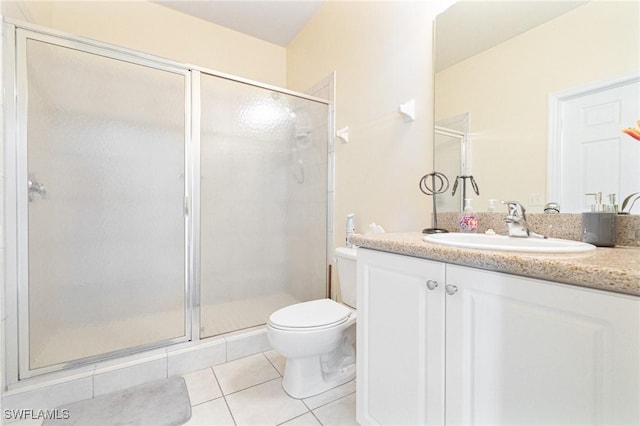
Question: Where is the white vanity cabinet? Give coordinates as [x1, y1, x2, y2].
[356, 248, 446, 426]
[356, 248, 640, 426]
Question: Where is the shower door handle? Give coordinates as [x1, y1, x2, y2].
[28, 174, 47, 202]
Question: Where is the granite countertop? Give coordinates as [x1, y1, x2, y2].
[350, 232, 640, 297]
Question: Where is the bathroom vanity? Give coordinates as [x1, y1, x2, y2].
[351, 232, 640, 426]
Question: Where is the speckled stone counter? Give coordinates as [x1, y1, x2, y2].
[436, 212, 640, 247]
[350, 232, 640, 296]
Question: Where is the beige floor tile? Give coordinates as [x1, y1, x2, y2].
[183, 368, 223, 405]
[185, 398, 235, 426]
[312, 392, 357, 426]
[213, 353, 280, 395]
[225, 378, 308, 426]
[264, 349, 286, 376]
[280, 412, 322, 425]
[302, 380, 356, 410]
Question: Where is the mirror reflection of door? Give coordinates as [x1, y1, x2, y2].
[550, 76, 640, 213]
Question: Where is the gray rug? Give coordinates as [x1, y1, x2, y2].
[44, 376, 191, 426]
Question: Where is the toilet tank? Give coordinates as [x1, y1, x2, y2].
[335, 247, 357, 308]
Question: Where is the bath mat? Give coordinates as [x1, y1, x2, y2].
[43, 376, 191, 426]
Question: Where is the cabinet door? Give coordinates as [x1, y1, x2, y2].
[445, 265, 640, 425]
[356, 249, 445, 426]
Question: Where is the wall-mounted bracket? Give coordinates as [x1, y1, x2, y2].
[336, 126, 350, 143]
[399, 99, 415, 122]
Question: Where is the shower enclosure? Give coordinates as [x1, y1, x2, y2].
[4, 23, 331, 381]
[434, 113, 470, 212]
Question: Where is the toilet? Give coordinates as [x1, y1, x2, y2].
[267, 247, 357, 399]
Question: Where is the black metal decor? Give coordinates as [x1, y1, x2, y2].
[419, 171, 450, 234]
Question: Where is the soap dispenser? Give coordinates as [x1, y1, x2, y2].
[459, 198, 478, 233]
[582, 192, 617, 247]
[346, 213, 356, 248]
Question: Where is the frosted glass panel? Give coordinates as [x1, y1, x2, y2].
[200, 74, 329, 337]
[434, 132, 462, 213]
[25, 39, 186, 369]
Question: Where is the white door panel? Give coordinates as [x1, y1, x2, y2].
[555, 77, 639, 212]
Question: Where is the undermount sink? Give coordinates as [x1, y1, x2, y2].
[423, 233, 596, 253]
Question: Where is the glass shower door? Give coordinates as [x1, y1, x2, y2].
[18, 32, 189, 375]
[199, 73, 330, 338]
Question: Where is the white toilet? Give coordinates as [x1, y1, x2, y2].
[267, 247, 357, 399]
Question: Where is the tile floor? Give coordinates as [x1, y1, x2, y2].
[184, 350, 357, 426]
[10, 349, 357, 426]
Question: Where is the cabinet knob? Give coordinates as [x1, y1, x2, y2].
[426, 280, 439, 290]
[445, 284, 458, 295]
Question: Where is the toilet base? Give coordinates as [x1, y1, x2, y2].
[280, 329, 356, 399]
[281, 353, 356, 399]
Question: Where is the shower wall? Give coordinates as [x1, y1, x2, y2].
[199, 74, 329, 337]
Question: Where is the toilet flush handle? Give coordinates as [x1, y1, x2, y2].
[426, 280, 438, 291]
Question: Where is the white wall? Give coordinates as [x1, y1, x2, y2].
[1, 0, 287, 87]
[287, 1, 449, 253]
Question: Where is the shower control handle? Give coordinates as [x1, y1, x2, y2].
[426, 280, 439, 291]
[445, 284, 458, 295]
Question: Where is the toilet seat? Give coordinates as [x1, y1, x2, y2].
[268, 299, 351, 331]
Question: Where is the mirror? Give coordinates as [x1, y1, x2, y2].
[434, 0, 640, 213]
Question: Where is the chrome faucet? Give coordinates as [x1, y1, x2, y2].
[501, 201, 545, 238]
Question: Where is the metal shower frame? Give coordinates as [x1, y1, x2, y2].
[2, 19, 334, 384]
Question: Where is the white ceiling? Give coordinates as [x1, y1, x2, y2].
[152, 1, 589, 64]
[435, 1, 589, 72]
[154, 0, 325, 46]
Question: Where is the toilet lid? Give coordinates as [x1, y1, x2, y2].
[269, 299, 351, 330]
